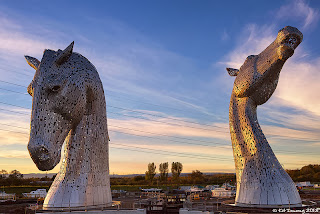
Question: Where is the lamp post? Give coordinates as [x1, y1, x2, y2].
[216, 197, 219, 211]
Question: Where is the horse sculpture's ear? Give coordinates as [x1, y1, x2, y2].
[226, 68, 239, 76]
[55, 41, 74, 66]
[25, 56, 40, 70]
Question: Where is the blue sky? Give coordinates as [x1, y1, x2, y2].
[0, 0, 319, 174]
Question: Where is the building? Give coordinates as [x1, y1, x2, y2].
[211, 188, 236, 198]
[204, 185, 219, 191]
[22, 189, 47, 198]
[0, 191, 16, 201]
[296, 181, 314, 188]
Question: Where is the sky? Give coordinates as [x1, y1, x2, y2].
[0, 0, 319, 175]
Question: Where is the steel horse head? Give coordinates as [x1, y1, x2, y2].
[25, 42, 112, 209]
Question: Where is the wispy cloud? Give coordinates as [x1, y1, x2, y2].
[263, 124, 320, 142]
[273, 57, 320, 116]
[0, 150, 29, 159]
[108, 108, 230, 140]
[111, 141, 233, 159]
[221, 29, 230, 41]
[276, 0, 320, 30]
[0, 109, 30, 145]
[0, 10, 216, 119]
[260, 106, 320, 131]
[0, 13, 63, 63]
[221, 24, 275, 69]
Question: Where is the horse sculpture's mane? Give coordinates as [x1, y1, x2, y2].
[25, 42, 112, 210]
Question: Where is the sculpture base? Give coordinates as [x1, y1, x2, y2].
[43, 205, 110, 211]
[235, 202, 302, 208]
[29, 202, 146, 213]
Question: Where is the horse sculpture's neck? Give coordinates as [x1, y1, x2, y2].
[229, 94, 301, 206]
[229, 95, 258, 183]
[64, 89, 109, 178]
[44, 79, 112, 209]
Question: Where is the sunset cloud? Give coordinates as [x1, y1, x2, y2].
[276, 0, 320, 30]
[274, 58, 320, 116]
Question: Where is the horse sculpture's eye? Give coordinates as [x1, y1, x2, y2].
[51, 85, 61, 92]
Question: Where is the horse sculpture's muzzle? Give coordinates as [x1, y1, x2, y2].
[28, 138, 61, 171]
[278, 30, 302, 61]
[278, 44, 295, 60]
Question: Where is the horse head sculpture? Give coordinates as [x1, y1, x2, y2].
[227, 26, 303, 207]
[25, 42, 112, 209]
[227, 26, 303, 104]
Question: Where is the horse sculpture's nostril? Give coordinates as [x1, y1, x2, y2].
[40, 147, 49, 154]
[38, 147, 50, 162]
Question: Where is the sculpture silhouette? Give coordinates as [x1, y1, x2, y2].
[25, 42, 112, 210]
[227, 26, 303, 207]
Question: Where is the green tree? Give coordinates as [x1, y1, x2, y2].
[301, 165, 314, 175]
[286, 164, 320, 182]
[9, 170, 23, 179]
[145, 163, 156, 184]
[171, 162, 183, 182]
[313, 172, 320, 181]
[5, 170, 23, 186]
[133, 175, 145, 184]
[189, 170, 205, 184]
[159, 162, 169, 183]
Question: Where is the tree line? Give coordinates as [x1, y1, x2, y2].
[1, 164, 319, 187]
[143, 162, 236, 186]
[111, 169, 235, 186]
[0, 169, 52, 186]
[145, 162, 183, 184]
[286, 164, 320, 182]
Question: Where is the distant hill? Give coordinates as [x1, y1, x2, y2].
[23, 173, 57, 179]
